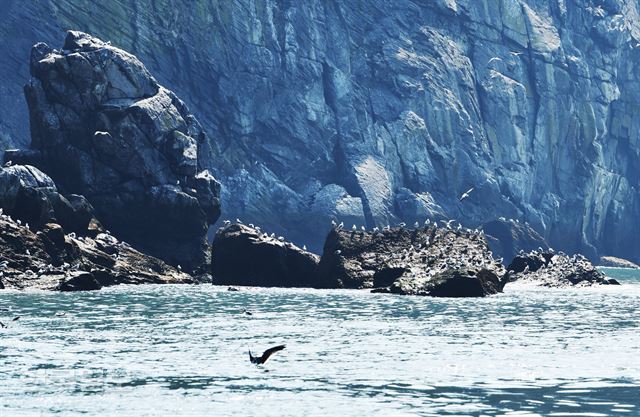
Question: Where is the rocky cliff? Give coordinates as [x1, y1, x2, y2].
[1, 0, 640, 261]
[11, 31, 220, 272]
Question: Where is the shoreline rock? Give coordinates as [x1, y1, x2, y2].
[13, 31, 220, 272]
[599, 256, 640, 269]
[211, 223, 323, 288]
[506, 250, 620, 287]
[483, 218, 549, 266]
[0, 216, 192, 291]
[318, 225, 505, 297]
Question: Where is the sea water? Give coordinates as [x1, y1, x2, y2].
[0, 268, 639, 416]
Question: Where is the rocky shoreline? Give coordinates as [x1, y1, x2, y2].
[0, 32, 624, 295]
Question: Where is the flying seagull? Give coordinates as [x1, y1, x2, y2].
[459, 187, 474, 201]
[249, 344, 286, 365]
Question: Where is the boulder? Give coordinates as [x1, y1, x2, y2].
[57, 271, 101, 291]
[506, 250, 620, 287]
[0, 164, 102, 235]
[319, 225, 506, 297]
[0, 214, 191, 291]
[20, 31, 221, 271]
[483, 218, 549, 266]
[599, 256, 640, 269]
[211, 223, 322, 288]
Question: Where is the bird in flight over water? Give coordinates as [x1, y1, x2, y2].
[249, 345, 286, 365]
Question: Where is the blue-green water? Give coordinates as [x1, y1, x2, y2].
[1, 269, 639, 417]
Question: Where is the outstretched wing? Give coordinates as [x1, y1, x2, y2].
[260, 344, 286, 363]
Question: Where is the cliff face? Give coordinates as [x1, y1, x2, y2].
[1, 0, 640, 260]
[16, 31, 221, 272]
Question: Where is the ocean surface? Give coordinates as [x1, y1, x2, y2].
[1, 268, 639, 417]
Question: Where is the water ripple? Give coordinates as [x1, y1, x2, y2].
[0, 270, 639, 416]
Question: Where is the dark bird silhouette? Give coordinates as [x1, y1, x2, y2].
[243, 309, 253, 316]
[249, 345, 285, 365]
[0, 321, 6, 328]
[12, 316, 20, 321]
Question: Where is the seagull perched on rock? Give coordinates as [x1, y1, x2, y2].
[338, 222, 344, 229]
[236, 218, 243, 224]
[352, 224, 357, 231]
[223, 220, 231, 226]
[249, 344, 285, 365]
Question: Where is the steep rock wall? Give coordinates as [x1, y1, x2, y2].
[1, 0, 639, 260]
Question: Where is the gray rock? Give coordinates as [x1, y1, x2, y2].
[506, 250, 619, 287]
[318, 225, 506, 297]
[19, 31, 220, 271]
[0, 218, 192, 291]
[57, 271, 101, 292]
[599, 256, 640, 269]
[0, 164, 99, 234]
[211, 223, 323, 288]
[483, 218, 550, 265]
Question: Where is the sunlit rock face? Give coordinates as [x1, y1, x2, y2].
[1, 0, 640, 260]
[20, 31, 220, 272]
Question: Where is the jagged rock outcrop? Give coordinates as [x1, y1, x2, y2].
[0, 164, 102, 235]
[0, 217, 192, 291]
[483, 218, 549, 265]
[319, 225, 505, 297]
[506, 250, 620, 287]
[1, 2, 640, 261]
[211, 223, 322, 288]
[14, 31, 220, 272]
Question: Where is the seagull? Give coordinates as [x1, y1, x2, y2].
[360, 225, 366, 231]
[0, 321, 5, 328]
[236, 218, 243, 224]
[338, 222, 344, 229]
[459, 187, 474, 201]
[4, 160, 12, 167]
[352, 224, 357, 231]
[399, 222, 406, 227]
[414, 221, 419, 228]
[223, 220, 231, 225]
[303, 245, 307, 251]
[334, 250, 342, 255]
[331, 220, 337, 227]
[249, 344, 286, 365]
[277, 236, 285, 242]
[487, 57, 502, 64]
[509, 51, 524, 56]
